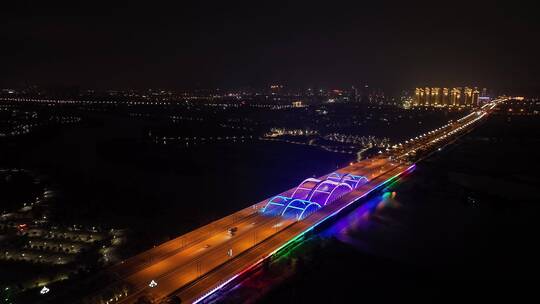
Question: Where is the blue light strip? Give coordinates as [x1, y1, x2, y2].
[261, 195, 289, 212]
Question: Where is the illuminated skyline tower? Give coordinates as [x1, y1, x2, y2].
[431, 87, 440, 105]
[450, 87, 461, 106]
[425, 87, 431, 106]
[442, 88, 449, 106]
[414, 87, 423, 106]
[464, 87, 473, 107]
[472, 87, 480, 106]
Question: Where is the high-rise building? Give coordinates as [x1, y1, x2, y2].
[472, 87, 480, 106]
[351, 86, 358, 102]
[481, 87, 488, 97]
[464, 87, 473, 106]
[270, 84, 283, 95]
[450, 87, 461, 106]
[442, 88, 449, 106]
[360, 85, 370, 103]
[431, 87, 440, 106]
[414, 87, 423, 106]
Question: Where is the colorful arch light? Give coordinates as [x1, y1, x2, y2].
[262, 196, 322, 220]
[327, 173, 368, 188]
[320, 182, 354, 206]
[262, 172, 369, 221]
[290, 178, 321, 199]
[306, 180, 353, 205]
[326, 172, 342, 181]
[261, 195, 289, 216]
[281, 199, 322, 220]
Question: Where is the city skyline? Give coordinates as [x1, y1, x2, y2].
[2, 2, 539, 94]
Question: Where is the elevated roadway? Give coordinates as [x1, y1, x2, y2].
[85, 101, 503, 304]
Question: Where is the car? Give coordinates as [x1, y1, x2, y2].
[203, 244, 211, 249]
[227, 227, 238, 235]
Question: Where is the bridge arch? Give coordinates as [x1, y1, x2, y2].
[322, 182, 354, 205]
[326, 172, 342, 182]
[307, 180, 352, 202]
[298, 202, 322, 220]
[280, 199, 322, 220]
[290, 178, 321, 199]
[341, 174, 368, 188]
[261, 195, 289, 216]
[327, 172, 369, 189]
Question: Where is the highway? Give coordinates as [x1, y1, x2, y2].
[84, 101, 503, 304]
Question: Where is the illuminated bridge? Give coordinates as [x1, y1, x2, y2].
[262, 173, 368, 220]
[83, 101, 502, 304]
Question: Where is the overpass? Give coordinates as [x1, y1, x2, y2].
[83, 99, 505, 304]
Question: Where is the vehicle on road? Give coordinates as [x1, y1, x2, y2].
[227, 227, 238, 236]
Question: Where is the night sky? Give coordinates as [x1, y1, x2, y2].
[2, 1, 539, 93]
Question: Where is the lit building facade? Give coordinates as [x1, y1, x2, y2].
[464, 87, 473, 106]
[472, 87, 480, 106]
[411, 86, 484, 108]
[442, 87, 449, 105]
[450, 87, 461, 106]
[430, 87, 440, 106]
[414, 87, 424, 106]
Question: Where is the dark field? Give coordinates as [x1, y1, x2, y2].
[1, 113, 353, 255]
